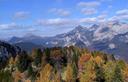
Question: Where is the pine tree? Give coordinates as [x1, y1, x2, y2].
[112, 64, 123, 82]
[95, 63, 105, 82]
[44, 48, 50, 58]
[16, 51, 31, 72]
[72, 48, 79, 65]
[72, 63, 78, 80]
[0, 70, 14, 82]
[33, 49, 43, 67]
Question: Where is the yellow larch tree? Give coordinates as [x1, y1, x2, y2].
[65, 63, 74, 82]
[36, 64, 53, 82]
[79, 59, 96, 82]
[123, 64, 128, 82]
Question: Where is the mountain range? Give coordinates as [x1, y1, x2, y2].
[8, 21, 128, 60]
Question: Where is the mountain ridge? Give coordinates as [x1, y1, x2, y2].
[8, 21, 128, 60]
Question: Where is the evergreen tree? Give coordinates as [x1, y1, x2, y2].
[16, 51, 31, 72]
[109, 54, 116, 61]
[33, 49, 43, 67]
[44, 48, 50, 58]
[117, 60, 126, 70]
[72, 48, 79, 66]
[72, 63, 78, 81]
[0, 70, 14, 82]
[112, 64, 123, 82]
[95, 63, 105, 82]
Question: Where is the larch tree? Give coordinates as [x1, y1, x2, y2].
[36, 64, 53, 82]
[79, 59, 96, 82]
[65, 63, 74, 82]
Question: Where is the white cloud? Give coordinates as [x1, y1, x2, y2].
[79, 17, 97, 24]
[49, 8, 70, 16]
[77, 1, 100, 16]
[0, 23, 18, 30]
[36, 18, 76, 27]
[0, 23, 36, 33]
[108, 9, 128, 22]
[116, 9, 128, 15]
[108, 15, 128, 22]
[36, 17, 106, 27]
[36, 15, 110, 27]
[80, 14, 107, 24]
[81, 8, 97, 15]
[77, 1, 101, 8]
[97, 14, 107, 22]
[13, 11, 29, 19]
[27, 28, 37, 32]
[36, 9, 127, 28]
[97, 14, 107, 19]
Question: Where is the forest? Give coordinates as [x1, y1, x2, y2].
[0, 46, 128, 82]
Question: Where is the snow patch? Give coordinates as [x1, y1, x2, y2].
[109, 43, 116, 49]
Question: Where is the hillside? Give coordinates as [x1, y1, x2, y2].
[0, 45, 128, 82]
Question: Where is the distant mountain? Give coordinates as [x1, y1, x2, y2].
[9, 34, 46, 45]
[14, 42, 43, 52]
[9, 21, 128, 60]
[9, 36, 22, 43]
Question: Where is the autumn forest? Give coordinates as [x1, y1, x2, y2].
[0, 46, 128, 82]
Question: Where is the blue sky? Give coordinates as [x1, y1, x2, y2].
[0, 0, 128, 39]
